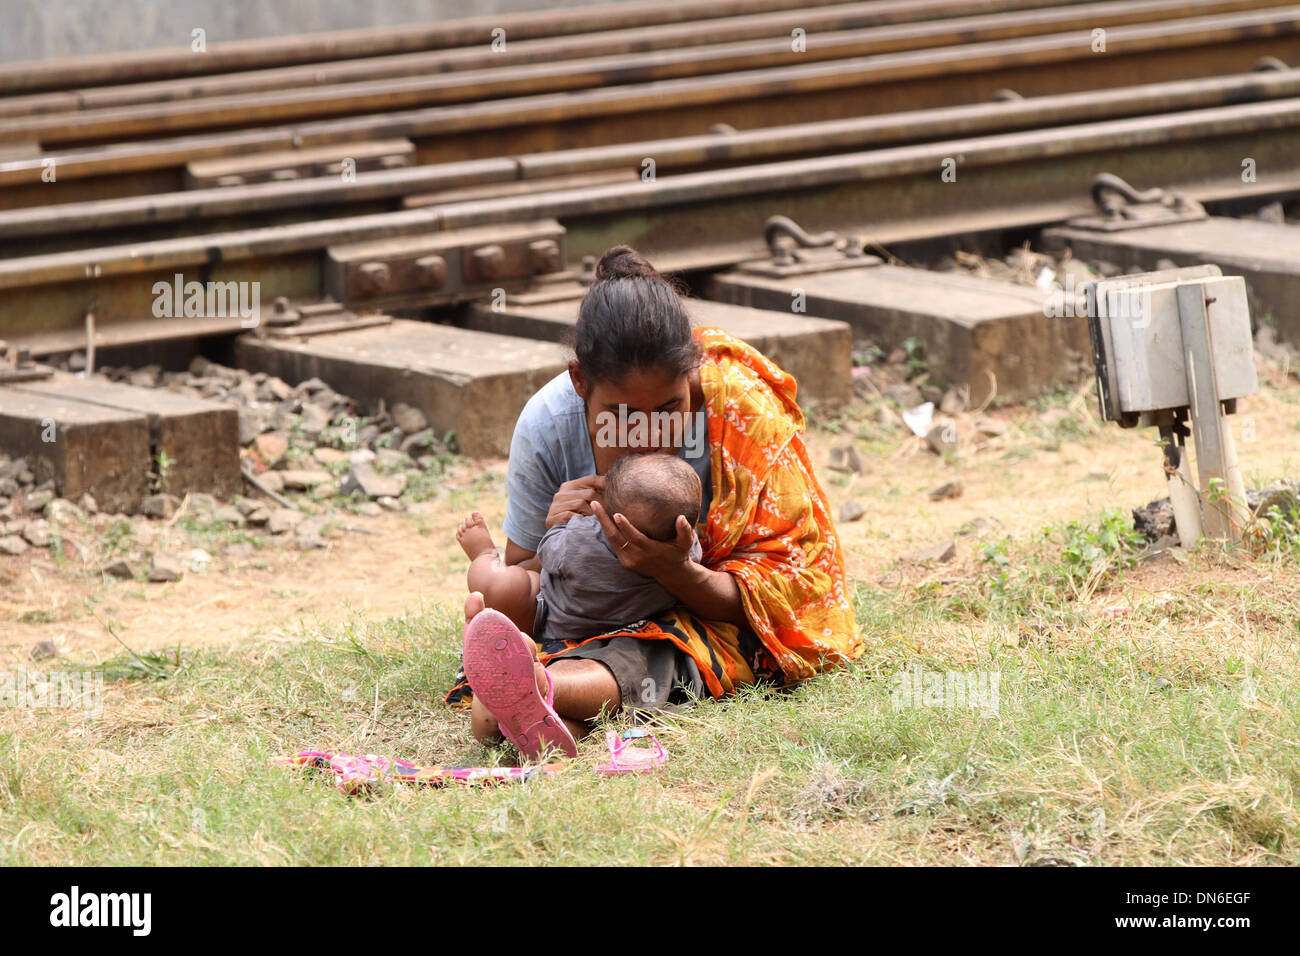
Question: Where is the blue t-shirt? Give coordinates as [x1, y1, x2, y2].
[503, 371, 712, 553]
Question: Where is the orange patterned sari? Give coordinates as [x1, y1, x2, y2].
[541, 327, 861, 696]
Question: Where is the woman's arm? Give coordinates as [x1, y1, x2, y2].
[505, 474, 606, 569]
[654, 550, 747, 625]
[591, 501, 748, 626]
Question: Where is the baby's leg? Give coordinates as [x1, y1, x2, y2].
[471, 559, 540, 636]
[457, 512, 540, 635]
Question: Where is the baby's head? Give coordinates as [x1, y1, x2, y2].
[603, 454, 701, 542]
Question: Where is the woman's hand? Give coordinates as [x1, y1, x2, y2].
[591, 499, 693, 581]
[545, 474, 606, 529]
[593, 500, 747, 625]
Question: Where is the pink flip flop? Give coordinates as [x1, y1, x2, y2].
[462, 609, 578, 760]
[597, 728, 668, 775]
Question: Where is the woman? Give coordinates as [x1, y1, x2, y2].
[450, 245, 861, 757]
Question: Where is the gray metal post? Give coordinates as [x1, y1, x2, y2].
[1174, 284, 1246, 540]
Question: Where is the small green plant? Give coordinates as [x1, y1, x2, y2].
[902, 337, 928, 380]
[1025, 385, 1075, 413]
[48, 534, 67, 567]
[94, 646, 184, 682]
[99, 519, 134, 558]
[1050, 510, 1145, 596]
[981, 541, 1010, 568]
[852, 343, 884, 367]
[1250, 503, 1300, 556]
[152, 450, 176, 489]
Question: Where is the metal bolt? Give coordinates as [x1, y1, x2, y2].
[528, 239, 561, 274]
[414, 255, 448, 289]
[771, 235, 797, 266]
[267, 296, 300, 326]
[472, 245, 506, 280]
[357, 261, 391, 295]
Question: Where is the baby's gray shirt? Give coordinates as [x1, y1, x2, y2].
[536, 514, 703, 643]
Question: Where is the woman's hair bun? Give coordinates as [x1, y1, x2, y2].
[575, 244, 698, 384]
[594, 245, 658, 281]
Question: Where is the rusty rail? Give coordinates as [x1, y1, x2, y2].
[0, 0, 891, 94]
[4, 68, 1300, 247]
[3, 7, 1300, 212]
[6, 6, 1300, 148]
[0, 0, 1285, 120]
[4, 94, 1300, 342]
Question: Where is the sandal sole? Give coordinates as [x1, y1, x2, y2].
[462, 609, 578, 760]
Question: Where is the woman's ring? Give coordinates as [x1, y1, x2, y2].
[621, 540, 630, 550]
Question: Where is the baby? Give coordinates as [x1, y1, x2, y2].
[456, 453, 703, 643]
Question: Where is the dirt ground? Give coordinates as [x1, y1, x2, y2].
[2, 363, 1297, 669]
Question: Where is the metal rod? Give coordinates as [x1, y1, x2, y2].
[7, 95, 1300, 292]
[0, 0, 891, 95]
[6, 7, 1300, 147]
[0, 0, 1285, 123]
[7, 68, 1300, 238]
[84, 307, 95, 376]
[1176, 282, 1245, 540]
[1163, 428, 1204, 544]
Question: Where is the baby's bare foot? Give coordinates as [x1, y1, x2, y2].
[456, 512, 496, 560]
[528, 640, 549, 696]
[464, 590, 486, 623]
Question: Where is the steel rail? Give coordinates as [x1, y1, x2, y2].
[0, 0, 1046, 95]
[2, 95, 1300, 295]
[3, 8, 1300, 211]
[0, 0, 1283, 119]
[7, 5, 1300, 147]
[4, 69, 1300, 244]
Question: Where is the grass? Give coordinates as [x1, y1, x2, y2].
[2, 503, 1298, 866]
[174, 513, 268, 554]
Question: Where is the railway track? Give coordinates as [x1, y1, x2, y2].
[6, 1, 1297, 150]
[3, 67, 1300, 253]
[1, 0, 1299, 493]
[3, 4, 1300, 200]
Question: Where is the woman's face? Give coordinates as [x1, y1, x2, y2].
[570, 361, 692, 474]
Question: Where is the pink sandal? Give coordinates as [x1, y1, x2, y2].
[597, 728, 668, 775]
[462, 609, 578, 760]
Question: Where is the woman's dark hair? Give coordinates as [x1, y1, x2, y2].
[574, 246, 700, 385]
